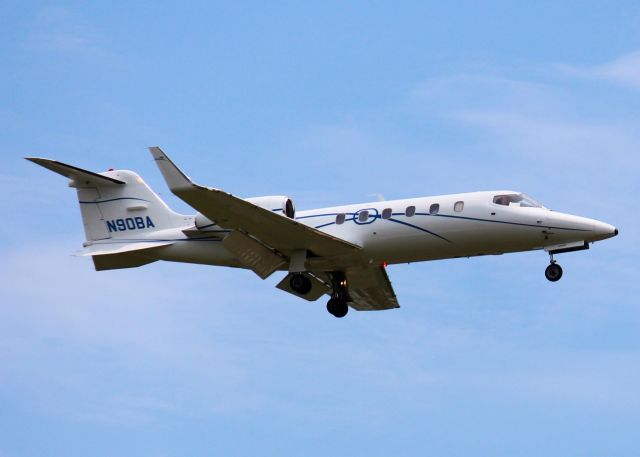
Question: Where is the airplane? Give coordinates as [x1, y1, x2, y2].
[26, 147, 619, 318]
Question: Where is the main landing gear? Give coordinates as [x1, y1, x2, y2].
[545, 254, 563, 282]
[326, 272, 349, 318]
[289, 273, 312, 295]
[327, 297, 348, 318]
[289, 272, 349, 318]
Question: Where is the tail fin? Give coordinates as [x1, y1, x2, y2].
[26, 157, 188, 242]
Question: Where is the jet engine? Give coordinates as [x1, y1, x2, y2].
[245, 196, 296, 219]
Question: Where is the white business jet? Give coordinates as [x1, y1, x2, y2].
[27, 147, 618, 318]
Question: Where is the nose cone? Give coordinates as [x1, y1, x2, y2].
[591, 220, 618, 241]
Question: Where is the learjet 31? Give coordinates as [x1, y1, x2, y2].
[27, 147, 618, 318]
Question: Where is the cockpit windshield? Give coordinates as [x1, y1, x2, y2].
[492, 193, 544, 208]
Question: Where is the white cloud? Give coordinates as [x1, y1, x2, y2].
[0, 244, 270, 423]
[412, 74, 564, 115]
[452, 109, 639, 163]
[1, 234, 638, 432]
[410, 71, 640, 219]
[557, 52, 640, 89]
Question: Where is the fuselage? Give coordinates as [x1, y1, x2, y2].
[152, 190, 617, 268]
[296, 190, 616, 264]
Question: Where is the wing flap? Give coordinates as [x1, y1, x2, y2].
[222, 231, 286, 279]
[347, 266, 400, 311]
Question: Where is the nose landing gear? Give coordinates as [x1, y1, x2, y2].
[545, 254, 563, 282]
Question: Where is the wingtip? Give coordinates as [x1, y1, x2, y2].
[25, 157, 54, 166]
[147, 146, 194, 190]
[148, 146, 168, 161]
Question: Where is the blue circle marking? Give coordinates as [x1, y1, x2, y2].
[353, 207, 379, 225]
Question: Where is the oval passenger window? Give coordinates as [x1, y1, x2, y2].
[336, 213, 346, 225]
[358, 210, 369, 222]
[454, 201, 464, 212]
[382, 208, 392, 219]
[406, 206, 416, 217]
[429, 203, 439, 215]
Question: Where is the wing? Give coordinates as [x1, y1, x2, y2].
[345, 266, 400, 310]
[148, 147, 361, 260]
[148, 147, 400, 311]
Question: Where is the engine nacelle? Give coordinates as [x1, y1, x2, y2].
[245, 195, 296, 219]
[194, 195, 295, 230]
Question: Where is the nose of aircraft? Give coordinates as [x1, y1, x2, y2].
[591, 220, 618, 241]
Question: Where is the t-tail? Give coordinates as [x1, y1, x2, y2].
[26, 157, 189, 270]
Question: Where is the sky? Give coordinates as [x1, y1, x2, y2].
[1, 1, 639, 456]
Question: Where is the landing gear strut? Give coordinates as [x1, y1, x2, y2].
[326, 272, 349, 318]
[545, 254, 563, 282]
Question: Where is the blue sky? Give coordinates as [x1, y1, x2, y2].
[1, 1, 639, 456]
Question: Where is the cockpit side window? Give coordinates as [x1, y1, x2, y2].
[493, 195, 512, 206]
[493, 193, 543, 208]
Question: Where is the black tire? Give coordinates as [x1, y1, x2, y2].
[290, 273, 312, 295]
[327, 297, 348, 318]
[545, 263, 563, 282]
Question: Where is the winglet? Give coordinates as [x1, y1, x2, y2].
[148, 146, 195, 191]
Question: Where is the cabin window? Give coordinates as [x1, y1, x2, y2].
[405, 205, 416, 217]
[358, 210, 369, 222]
[429, 203, 440, 215]
[336, 213, 346, 225]
[454, 201, 464, 212]
[382, 208, 392, 219]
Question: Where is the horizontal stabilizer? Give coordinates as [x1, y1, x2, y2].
[92, 253, 158, 271]
[25, 157, 125, 186]
[76, 240, 174, 257]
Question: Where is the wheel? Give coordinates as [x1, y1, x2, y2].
[326, 297, 349, 318]
[545, 263, 563, 282]
[290, 273, 312, 295]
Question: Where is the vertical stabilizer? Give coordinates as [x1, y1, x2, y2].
[26, 158, 189, 242]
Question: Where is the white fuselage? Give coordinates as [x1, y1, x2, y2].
[150, 190, 617, 268]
